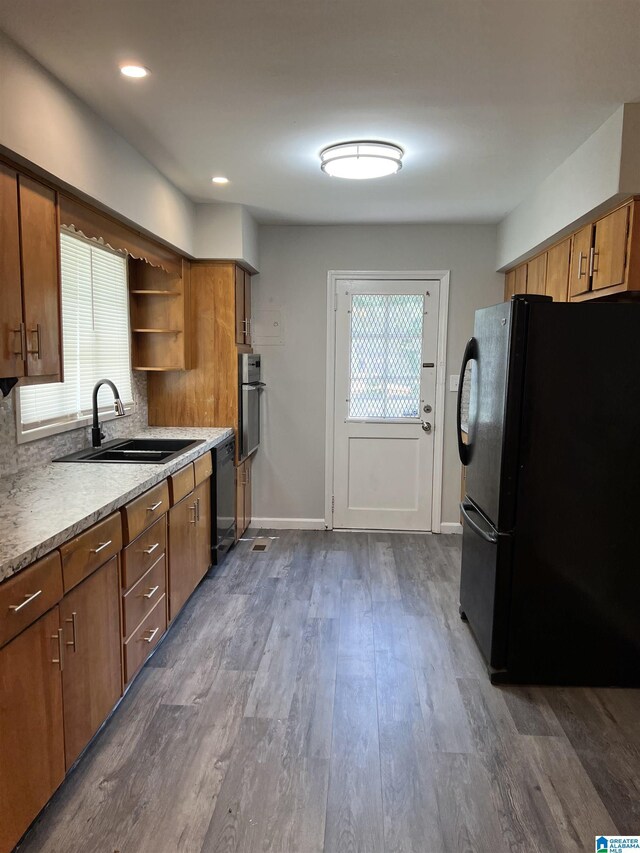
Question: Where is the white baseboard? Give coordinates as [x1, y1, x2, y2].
[440, 522, 463, 535]
[249, 518, 326, 530]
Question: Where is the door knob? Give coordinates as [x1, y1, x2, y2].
[421, 421, 432, 433]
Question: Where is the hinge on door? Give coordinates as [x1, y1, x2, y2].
[331, 495, 335, 513]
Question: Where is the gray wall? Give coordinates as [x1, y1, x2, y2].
[252, 224, 502, 526]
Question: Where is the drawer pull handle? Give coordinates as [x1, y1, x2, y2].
[147, 500, 163, 512]
[52, 628, 64, 670]
[141, 627, 159, 643]
[65, 611, 78, 651]
[91, 540, 112, 554]
[142, 542, 159, 555]
[143, 585, 160, 600]
[9, 589, 42, 612]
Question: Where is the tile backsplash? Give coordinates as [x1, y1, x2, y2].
[0, 372, 148, 478]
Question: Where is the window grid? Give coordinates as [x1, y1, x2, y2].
[348, 293, 424, 419]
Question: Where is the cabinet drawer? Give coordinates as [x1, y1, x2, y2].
[122, 553, 166, 640]
[121, 515, 167, 591]
[123, 593, 166, 683]
[0, 551, 63, 648]
[59, 513, 122, 592]
[194, 451, 213, 485]
[169, 463, 195, 504]
[121, 480, 169, 544]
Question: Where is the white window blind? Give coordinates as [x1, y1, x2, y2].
[19, 232, 133, 435]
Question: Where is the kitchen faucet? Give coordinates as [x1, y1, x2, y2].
[92, 379, 126, 447]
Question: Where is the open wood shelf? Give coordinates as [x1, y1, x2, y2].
[130, 289, 181, 296]
[132, 328, 182, 334]
[128, 259, 192, 371]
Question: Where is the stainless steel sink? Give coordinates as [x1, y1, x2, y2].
[54, 437, 204, 464]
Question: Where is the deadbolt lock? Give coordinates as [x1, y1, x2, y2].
[423, 404, 432, 414]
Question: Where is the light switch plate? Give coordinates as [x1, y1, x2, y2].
[449, 374, 460, 393]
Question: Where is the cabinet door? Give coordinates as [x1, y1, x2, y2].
[19, 175, 61, 378]
[195, 478, 212, 580]
[568, 223, 593, 298]
[235, 265, 246, 345]
[168, 491, 198, 620]
[0, 607, 65, 853]
[60, 556, 122, 768]
[0, 163, 25, 378]
[244, 272, 252, 346]
[545, 239, 571, 302]
[592, 205, 630, 292]
[504, 269, 516, 301]
[236, 460, 246, 538]
[514, 264, 527, 295]
[244, 458, 252, 531]
[526, 253, 547, 295]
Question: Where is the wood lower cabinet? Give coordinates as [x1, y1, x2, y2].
[0, 166, 62, 382]
[236, 456, 252, 538]
[60, 557, 122, 768]
[0, 607, 65, 853]
[168, 478, 212, 621]
[194, 479, 212, 575]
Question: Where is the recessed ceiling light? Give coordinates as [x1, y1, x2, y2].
[120, 64, 149, 78]
[211, 176, 230, 184]
[320, 141, 403, 180]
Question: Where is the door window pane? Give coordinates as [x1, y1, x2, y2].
[348, 293, 423, 419]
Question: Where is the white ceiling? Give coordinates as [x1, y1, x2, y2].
[2, 0, 640, 225]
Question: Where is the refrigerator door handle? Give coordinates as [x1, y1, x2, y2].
[460, 500, 498, 544]
[457, 337, 478, 466]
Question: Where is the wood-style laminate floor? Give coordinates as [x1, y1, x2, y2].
[19, 530, 640, 853]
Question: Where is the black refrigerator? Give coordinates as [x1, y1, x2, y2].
[457, 294, 640, 686]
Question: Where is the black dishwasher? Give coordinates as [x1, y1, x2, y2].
[213, 435, 236, 565]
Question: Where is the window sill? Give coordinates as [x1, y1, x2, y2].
[16, 406, 134, 445]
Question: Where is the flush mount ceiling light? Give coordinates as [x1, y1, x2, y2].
[320, 141, 403, 180]
[120, 64, 149, 78]
[211, 176, 230, 184]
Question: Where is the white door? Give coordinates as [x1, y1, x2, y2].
[332, 280, 440, 531]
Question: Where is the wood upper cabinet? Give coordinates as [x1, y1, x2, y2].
[0, 607, 65, 853]
[60, 556, 122, 768]
[545, 239, 571, 302]
[235, 266, 253, 347]
[514, 264, 527, 295]
[0, 167, 61, 381]
[504, 269, 516, 301]
[526, 253, 547, 295]
[0, 163, 24, 379]
[19, 175, 62, 379]
[591, 205, 630, 292]
[568, 223, 594, 298]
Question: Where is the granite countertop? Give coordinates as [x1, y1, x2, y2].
[0, 427, 233, 583]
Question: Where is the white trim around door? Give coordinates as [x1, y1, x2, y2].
[325, 270, 450, 533]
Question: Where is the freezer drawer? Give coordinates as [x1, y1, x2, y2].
[459, 499, 512, 672]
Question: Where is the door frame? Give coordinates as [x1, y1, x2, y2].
[324, 269, 450, 532]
